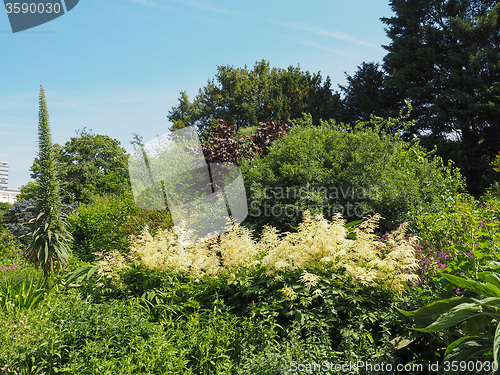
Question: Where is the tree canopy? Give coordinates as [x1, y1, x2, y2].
[58, 129, 130, 203]
[380, 0, 500, 194]
[168, 59, 341, 132]
[24, 128, 130, 205]
[339, 1, 500, 195]
[339, 62, 390, 123]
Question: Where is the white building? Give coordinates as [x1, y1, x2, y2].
[0, 189, 20, 204]
[0, 161, 8, 190]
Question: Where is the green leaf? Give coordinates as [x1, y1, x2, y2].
[444, 336, 480, 357]
[443, 338, 491, 374]
[463, 314, 493, 336]
[414, 302, 484, 333]
[397, 296, 469, 319]
[344, 218, 364, 229]
[484, 273, 500, 290]
[442, 273, 500, 297]
[486, 262, 500, 271]
[63, 265, 98, 287]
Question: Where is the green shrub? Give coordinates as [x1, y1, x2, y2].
[0, 202, 10, 223]
[241, 114, 464, 232]
[491, 151, 500, 173]
[412, 192, 500, 286]
[0, 226, 22, 264]
[0, 291, 190, 374]
[126, 212, 425, 366]
[235, 328, 336, 375]
[0, 286, 281, 375]
[67, 192, 172, 262]
[0, 265, 48, 312]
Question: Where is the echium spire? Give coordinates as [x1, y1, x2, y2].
[37, 85, 60, 220]
[26, 85, 71, 279]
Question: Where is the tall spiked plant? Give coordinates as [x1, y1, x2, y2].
[26, 85, 72, 279]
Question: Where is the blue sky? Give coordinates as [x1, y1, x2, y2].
[0, 0, 392, 190]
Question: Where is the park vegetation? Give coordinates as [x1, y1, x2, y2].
[1, 1, 500, 373]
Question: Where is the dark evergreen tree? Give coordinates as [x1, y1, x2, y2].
[382, 0, 500, 194]
[339, 62, 390, 123]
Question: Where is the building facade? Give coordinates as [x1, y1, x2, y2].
[0, 161, 7, 190]
[0, 189, 20, 204]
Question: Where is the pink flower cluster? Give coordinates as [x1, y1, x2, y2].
[0, 265, 29, 272]
[0, 364, 19, 374]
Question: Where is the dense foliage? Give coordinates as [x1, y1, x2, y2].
[0, 212, 428, 374]
[339, 62, 390, 123]
[67, 192, 172, 262]
[383, 0, 500, 194]
[201, 119, 289, 164]
[412, 192, 500, 286]
[241, 114, 464, 232]
[168, 59, 340, 132]
[23, 128, 130, 205]
[3, 1, 500, 371]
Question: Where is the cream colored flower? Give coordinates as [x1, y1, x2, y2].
[312, 288, 323, 297]
[298, 271, 319, 287]
[281, 285, 297, 300]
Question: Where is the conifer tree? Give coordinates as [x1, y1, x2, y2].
[339, 62, 389, 123]
[382, 0, 500, 194]
[26, 85, 71, 279]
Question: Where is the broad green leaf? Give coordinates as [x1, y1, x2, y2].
[463, 314, 493, 336]
[485, 273, 500, 290]
[397, 297, 469, 319]
[414, 302, 484, 333]
[485, 261, 500, 270]
[444, 339, 491, 375]
[442, 273, 500, 297]
[444, 336, 480, 357]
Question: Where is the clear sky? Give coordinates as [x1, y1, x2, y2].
[0, 0, 393, 190]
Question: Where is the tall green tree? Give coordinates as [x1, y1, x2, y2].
[57, 129, 130, 204]
[382, 0, 500, 194]
[339, 62, 390, 123]
[26, 85, 71, 279]
[23, 128, 130, 204]
[168, 59, 340, 132]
